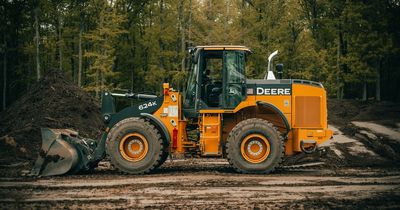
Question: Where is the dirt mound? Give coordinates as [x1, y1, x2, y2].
[353, 101, 400, 128]
[0, 70, 103, 166]
[328, 99, 363, 126]
[283, 99, 400, 169]
[328, 99, 400, 127]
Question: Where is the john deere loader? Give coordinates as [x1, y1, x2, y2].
[31, 45, 333, 176]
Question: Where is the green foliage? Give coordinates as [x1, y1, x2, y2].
[83, 0, 126, 97]
[1, 0, 400, 110]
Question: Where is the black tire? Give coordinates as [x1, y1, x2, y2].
[106, 117, 164, 174]
[144, 118, 169, 169]
[154, 137, 169, 168]
[226, 118, 284, 174]
[157, 149, 169, 167]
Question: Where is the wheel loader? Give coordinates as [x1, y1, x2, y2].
[31, 45, 333, 176]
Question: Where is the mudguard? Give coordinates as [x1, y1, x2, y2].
[140, 113, 171, 145]
[102, 93, 164, 130]
[256, 101, 291, 136]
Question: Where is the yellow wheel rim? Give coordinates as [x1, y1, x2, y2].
[240, 134, 271, 164]
[119, 133, 149, 162]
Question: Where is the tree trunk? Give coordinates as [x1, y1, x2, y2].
[179, 0, 185, 72]
[35, 7, 41, 81]
[100, 46, 106, 99]
[207, 0, 212, 44]
[2, 35, 6, 111]
[176, 0, 186, 91]
[224, 0, 230, 43]
[311, 0, 317, 36]
[362, 81, 367, 101]
[78, 26, 83, 87]
[341, 86, 344, 99]
[58, 16, 62, 71]
[187, 0, 192, 43]
[240, 0, 245, 44]
[70, 42, 75, 82]
[95, 67, 99, 99]
[100, 70, 104, 100]
[185, 0, 192, 71]
[130, 34, 135, 93]
[376, 60, 381, 101]
[158, 0, 165, 71]
[336, 34, 341, 99]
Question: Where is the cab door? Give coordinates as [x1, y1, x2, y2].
[183, 52, 200, 118]
[223, 51, 247, 108]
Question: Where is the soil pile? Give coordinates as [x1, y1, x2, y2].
[327, 99, 363, 126]
[0, 70, 103, 165]
[328, 99, 400, 127]
[284, 99, 400, 168]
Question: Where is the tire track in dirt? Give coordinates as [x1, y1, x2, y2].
[1, 164, 399, 209]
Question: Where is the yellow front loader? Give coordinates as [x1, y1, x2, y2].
[31, 45, 332, 176]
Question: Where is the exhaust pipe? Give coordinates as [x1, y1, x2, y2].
[264, 50, 278, 80]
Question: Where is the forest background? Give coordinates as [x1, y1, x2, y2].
[1, 0, 400, 112]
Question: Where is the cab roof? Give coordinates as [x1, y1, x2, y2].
[195, 45, 252, 53]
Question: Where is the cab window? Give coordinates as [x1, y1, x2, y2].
[224, 51, 246, 108]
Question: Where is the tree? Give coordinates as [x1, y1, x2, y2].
[34, 0, 41, 81]
[84, 0, 126, 98]
[2, 24, 6, 111]
[1, 0, 400, 108]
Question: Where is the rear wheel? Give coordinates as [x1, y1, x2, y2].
[226, 118, 284, 174]
[106, 118, 164, 174]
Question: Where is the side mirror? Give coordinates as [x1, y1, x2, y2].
[276, 64, 284, 79]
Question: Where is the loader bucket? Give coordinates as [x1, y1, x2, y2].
[30, 128, 81, 176]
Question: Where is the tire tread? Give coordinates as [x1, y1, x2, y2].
[226, 118, 285, 174]
[106, 117, 164, 174]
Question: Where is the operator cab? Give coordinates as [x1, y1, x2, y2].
[183, 45, 251, 117]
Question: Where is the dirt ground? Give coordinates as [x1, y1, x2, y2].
[1, 74, 400, 209]
[0, 159, 399, 209]
[1, 114, 400, 209]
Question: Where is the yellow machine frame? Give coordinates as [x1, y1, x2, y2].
[152, 82, 332, 157]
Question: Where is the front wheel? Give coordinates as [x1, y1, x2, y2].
[106, 118, 164, 174]
[226, 118, 284, 174]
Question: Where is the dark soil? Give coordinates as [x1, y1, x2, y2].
[283, 98, 400, 169]
[328, 99, 400, 127]
[0, 70, 103, 169]
[1, 160, 399, 209]
[0, 96, 399, 209]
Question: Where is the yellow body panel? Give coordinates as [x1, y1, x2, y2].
[152, 84, 196, 154]
[154, 82, 332, 157]
[152, 84, 185, 153]
[292, 128, 333, 151]
[292, 84, 328, 129]
[200, 83, 332, 155]
[199, 113, 222, 156]
[289, 84, 332, 154]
